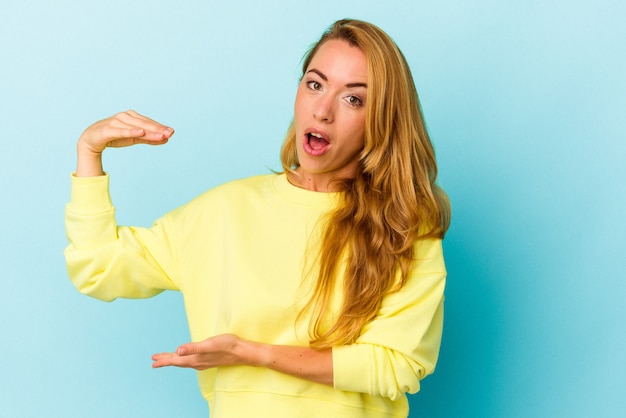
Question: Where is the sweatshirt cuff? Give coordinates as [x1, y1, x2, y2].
[67, 173, 113, 214]
[332, 344, 370, 392]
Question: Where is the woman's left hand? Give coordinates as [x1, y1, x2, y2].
[151, 334, 246, 370]
[152, 333, 333, 386]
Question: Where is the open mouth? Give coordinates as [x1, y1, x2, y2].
[307, 132, 329, 150]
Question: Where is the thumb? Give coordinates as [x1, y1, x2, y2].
[176, 343, 196, 356]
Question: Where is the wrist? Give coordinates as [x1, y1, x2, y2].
[76, 137, 104, 157]
[76, 140, 104, 177]
[236, 338, 271, 368]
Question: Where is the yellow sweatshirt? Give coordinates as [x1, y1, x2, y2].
[64, 173, 446, 418]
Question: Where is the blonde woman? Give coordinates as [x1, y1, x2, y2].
[65, 19, 450, 418]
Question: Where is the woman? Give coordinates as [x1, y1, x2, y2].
[65, 19, 450, 417]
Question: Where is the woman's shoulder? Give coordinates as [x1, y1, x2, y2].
[199, 173, 278, 199]
[169, 174, 280, 213]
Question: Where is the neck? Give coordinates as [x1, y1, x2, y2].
[287, 169, 344, 192]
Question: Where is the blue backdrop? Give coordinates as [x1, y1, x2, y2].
[1, 1, 624, 417]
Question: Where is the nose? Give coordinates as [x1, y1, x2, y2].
[313, 95, 335, 123]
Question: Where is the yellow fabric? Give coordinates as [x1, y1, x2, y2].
[64, 173, 446, 418]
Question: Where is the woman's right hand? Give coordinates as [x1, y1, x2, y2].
[76, 110, 175, 177]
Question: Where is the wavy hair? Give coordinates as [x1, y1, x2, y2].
[281, 19, 451, 348]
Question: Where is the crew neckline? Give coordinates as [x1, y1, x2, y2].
[272, 173, 340, 207]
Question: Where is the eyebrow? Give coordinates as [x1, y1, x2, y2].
[307, 68, 367, 89]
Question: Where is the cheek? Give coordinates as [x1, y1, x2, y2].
[293, 94, 307, 132]
[349, 116, 366, 147]
[293, 84, 308, 115]
[293, 96, 300, 119]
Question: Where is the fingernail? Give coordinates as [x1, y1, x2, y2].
[177, 347, 187, 356]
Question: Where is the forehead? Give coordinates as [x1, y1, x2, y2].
[307, 40, 368, 84]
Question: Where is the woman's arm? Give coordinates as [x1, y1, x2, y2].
[65, 110, 180, 300]
[151, 239, 445, 398]
[151, 334, 334, 386]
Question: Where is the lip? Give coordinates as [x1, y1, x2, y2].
[302, 128, 331, 157]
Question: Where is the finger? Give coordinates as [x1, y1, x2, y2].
[115, 110, 174, 138]
[102, 127, 171, 148]
[176, 342, 198, 356]
[152, 353, 205, 370]
[105, 137, 167, 148]
[151, 352, 183, 368]
[100, 125, 145, 140]
[109, 121, 173, 142]
[151, 352, 175, 361]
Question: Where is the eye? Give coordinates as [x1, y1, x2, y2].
[307, 80, 323, 91]
[345, 95, 363, 107]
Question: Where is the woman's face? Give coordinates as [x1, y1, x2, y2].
[292, 39, 368, 191]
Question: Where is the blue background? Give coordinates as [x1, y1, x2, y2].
[1, 0, 624, 416]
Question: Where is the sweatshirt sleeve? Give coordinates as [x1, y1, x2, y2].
[332, 238, 446, 400]
[64, 174, 180, 301]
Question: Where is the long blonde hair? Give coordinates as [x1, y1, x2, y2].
[281, 19, 451, 348]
